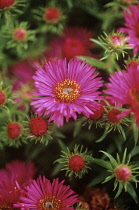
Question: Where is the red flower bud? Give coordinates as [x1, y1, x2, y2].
[13, 28, 27, 41]
[30, 117, 48, 136]
[0, 0, 14, 9]
[90, 105, 104, 120]
[7, 122, 21, 139]
[108, 109, 121, 123]
[69, 155, 85, 172]
[115, 166, 131, 181]
[44, 8, 61, 22]
[110, 35, 124, 47]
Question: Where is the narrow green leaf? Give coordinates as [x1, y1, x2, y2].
[127, 183, 138, 204]
[79, 56, 107, 70]
[115, 183, 123, 199]
[93, 158, 113, 170]
[132, 122, 139, 146]
[100, 151, 118, 167]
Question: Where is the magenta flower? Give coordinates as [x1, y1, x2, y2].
[104, 64, 139, 126]
[0, 160, 37, 209]
[0, 170, 22, 209]
[119, 3, 139, 54]
[14, 176, 78, 210]
[6, 160, 37, 187]
[44, 26, 94, 60]
[31, 58, 103, 127]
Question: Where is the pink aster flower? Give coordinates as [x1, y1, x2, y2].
[44, 26, 94, 60]
[31, 58, 103, 127]
[119, 3, 139, 54]
[5, 160, 37, 187]
[0, 170, 22, 209]
[14, 176, 78, 209]
[104, 64, 139, 126]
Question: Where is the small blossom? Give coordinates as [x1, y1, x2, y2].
[7, 122, 21, 139]
[44, 7, 61, 23]
[30, 116, 48, 136]
[0, 0, 15, 9]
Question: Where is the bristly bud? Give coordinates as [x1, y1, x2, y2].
[69, 155, 85, 172]
[0, 0, 15, 9]
[13, 28, 27, 41]
[115, 166, 131, 181]
[91, 31, 131, 60]
[24, 115, 55, 145]
[7, 122, 21, 139]
[30, 116, 48, 136]
[55, 144, 92, 178]
[44, 7, 61, 23]
[107, 109, 122, 124]
[93, 149, 139, 202]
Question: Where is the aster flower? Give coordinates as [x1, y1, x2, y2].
[31, 58, 103, 127]
[44, 26, 94, 60]
[5, 160, 37, 187]
[56, 144, 92, 178]
[119, 3, 139, 54]
[94, 149, 139, 203]
[104, 64, 139, 128]
[14, 176, 78, 209]
[0, 170, 22, 209]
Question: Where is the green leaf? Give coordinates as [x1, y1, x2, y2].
[90, 38, 107, 50]
[127, 183, 138, 204]
[87, 171, 109, 186]
[100, 151, 118, 168]
[93, 158, 113, 170]
[79, 56, 107, 70]
[114, 183, 123, 199]
[96, 127, 110, 143]
[132, 121, 139, 146]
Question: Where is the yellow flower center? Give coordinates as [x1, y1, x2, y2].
[38, 196, 61, 210]
[0, 204, 13, 210]
[54, 79, 81, 103]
